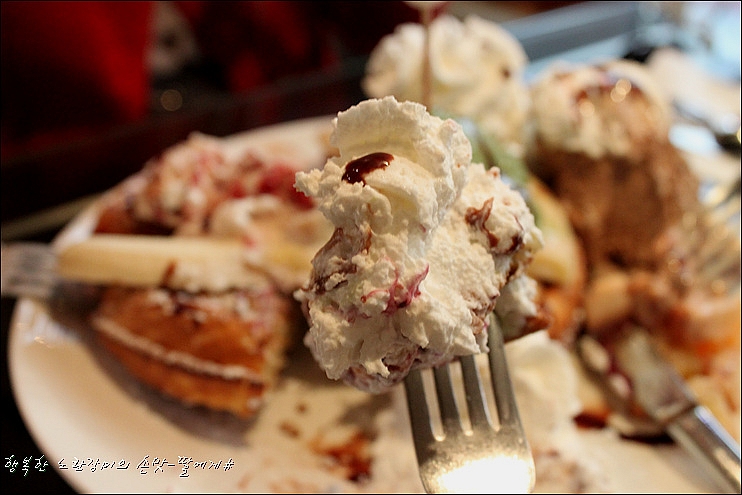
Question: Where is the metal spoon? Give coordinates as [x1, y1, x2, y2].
[674, 100, 741, 155]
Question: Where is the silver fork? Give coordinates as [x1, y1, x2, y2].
[404, 316, 535, 494]
[1, 241, 60, 300]
[1, 241, 101, 329]
[683, 177, 741, 292]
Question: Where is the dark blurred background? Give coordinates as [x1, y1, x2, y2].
[1, 1, 418, 226]
[1, 1, 588, 233]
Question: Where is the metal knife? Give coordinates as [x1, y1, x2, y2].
[610, 327, 741, 494]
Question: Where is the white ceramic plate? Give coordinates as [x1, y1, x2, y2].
[8, 116, 728, 493]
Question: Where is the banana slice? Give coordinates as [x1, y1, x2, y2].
[57, 234, 269, 292]
[527, 178, 585, 287]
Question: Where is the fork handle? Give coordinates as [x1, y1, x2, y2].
[666, 405, 741, 494]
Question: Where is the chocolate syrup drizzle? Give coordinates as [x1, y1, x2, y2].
[342, 152, 394, 184]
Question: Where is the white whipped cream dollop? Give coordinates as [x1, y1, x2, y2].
[527, 60, 673, 159]
[294, 97, 543, 392]
[363, 14, 530, 156]
[507, 331, 611, 492]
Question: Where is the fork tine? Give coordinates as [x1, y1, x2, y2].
[692, 182, 742, 291]
[486, 317, 520, 428]
[404, 368, 437, 448]
[698, 243, 741, 289]
[459, 354, 490, 428]
[1, 242, 59, 300]
[433, 364, 464, 435]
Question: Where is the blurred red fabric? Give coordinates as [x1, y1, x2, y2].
[1, 1, 417, 161]
[1, 1, 153, 158]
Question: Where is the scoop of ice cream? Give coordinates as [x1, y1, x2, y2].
[363, 14, 530, 156]
[294, 96, 544, 392]
[525, 60, 699, 269]
[527, 60, 673, 161]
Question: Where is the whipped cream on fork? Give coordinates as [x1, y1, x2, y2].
[294, 96, 545, 393]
